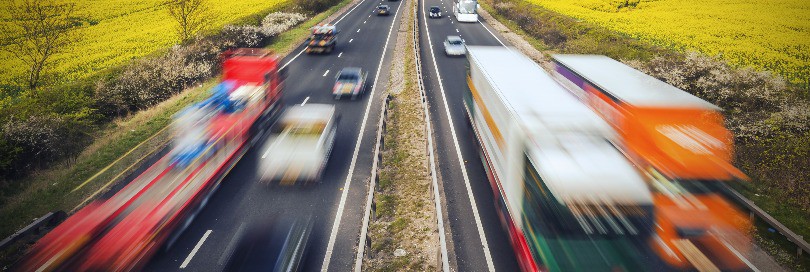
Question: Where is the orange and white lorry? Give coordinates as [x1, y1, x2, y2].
[552, 54, 755, 271]
[464, 46, 655, 272]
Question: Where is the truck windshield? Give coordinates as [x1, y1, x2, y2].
[458, 0, 476, 14]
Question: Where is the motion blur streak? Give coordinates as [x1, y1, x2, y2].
[15, 48, 285, 271]
[464, 46, 653, 272]
[553, 54, 755, 271]
[258, 104, 337, 185]
[463, 47, 758, 271]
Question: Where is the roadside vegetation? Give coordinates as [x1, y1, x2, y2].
[480, 0, 809, 269]
[0, 0, 290, 89]
[0, 0, 352, 262]
[525, 0, 809, 88]
[365, 0, 440, 270]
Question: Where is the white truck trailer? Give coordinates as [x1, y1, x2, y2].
[463, 46, 654, 271]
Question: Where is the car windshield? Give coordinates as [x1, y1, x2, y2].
[378, 6, 388, 9]
[447, 38, 462, 45]
[283, 121, 326, 136]
[338, 73, 359, 81]
[430, 7, 440, 12]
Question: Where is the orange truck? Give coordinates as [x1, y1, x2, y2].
[552, 54, 756, 271]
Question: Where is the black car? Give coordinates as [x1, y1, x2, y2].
[429, 6, 442, 18]
[377, 5, 391, 16]
[224, 216, 314, 272]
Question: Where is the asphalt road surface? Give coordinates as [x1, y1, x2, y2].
[417, 1, 521, 271]
[145, 0, 405, 270]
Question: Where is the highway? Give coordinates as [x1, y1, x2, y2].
[417, 0, 520, 271]
[24, 0, 784, 270]
[144, 0, 406, 270]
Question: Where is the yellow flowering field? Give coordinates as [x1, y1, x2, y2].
[526, 0, 810, 86]
[0, 0, 287, 88]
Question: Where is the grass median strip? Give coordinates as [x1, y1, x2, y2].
[364, 0, 440, 270]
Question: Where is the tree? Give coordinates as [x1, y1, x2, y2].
[166, 0, 210, 42]
[0, 1, 77, 90]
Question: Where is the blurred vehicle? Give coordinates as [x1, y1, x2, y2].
[306, 24, 338, 54]
[377, 5, 391, 16]
[225, 216, 314, 272]
[429, 6, 442, 18]
[16, 48, 285, 271]
[332, 67, 368, 99]
[553, 54, 755, 271]
[464, 46, 654, 272]
[258, 104, 337, 185]
[453, 0, 478, 22]
[443, 35, 466, 56]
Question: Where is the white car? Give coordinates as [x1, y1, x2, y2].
[258, 104, 337, 184]
[443, 35, 466, 56]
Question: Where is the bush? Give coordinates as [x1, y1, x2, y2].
[1, 111, 95, 175]
[624, 52, 786, 114]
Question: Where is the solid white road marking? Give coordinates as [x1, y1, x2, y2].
[180, 230, 212, 269]
[422, 0, 495, 270]
[323, 2, 402, 271]
[338, 52, 343, 58]
[302, 96, 310, 106]
[479, 22, 507, 46]
[280, 0, 367, 70]
[323, 70, 330, 77]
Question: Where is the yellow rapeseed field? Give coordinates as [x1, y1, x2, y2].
[0, 0, 287, 88]
[527, 0, 810, 85]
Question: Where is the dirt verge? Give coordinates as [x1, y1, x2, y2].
[363, 0, 441, 270]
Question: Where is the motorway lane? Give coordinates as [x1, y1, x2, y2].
[144, 0, 406, 270]
[417, 1, 520, 271]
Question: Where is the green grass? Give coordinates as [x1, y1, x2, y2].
[366, 1, 437, 270]
[0, 0, 354, 263]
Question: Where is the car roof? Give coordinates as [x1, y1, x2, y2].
[430, 6, 440, 8]
[446, 35, 462, 42]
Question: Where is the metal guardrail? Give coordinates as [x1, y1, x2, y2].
[357, 0, 450, 270]
[0, 211, 66, 251]
[720, 183, 809, 258]
[412, 0, 451, 270]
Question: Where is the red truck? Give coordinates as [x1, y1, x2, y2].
[17, 49, 284, 271]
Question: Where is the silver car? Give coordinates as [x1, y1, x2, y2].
[443, 35, 466, 56]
